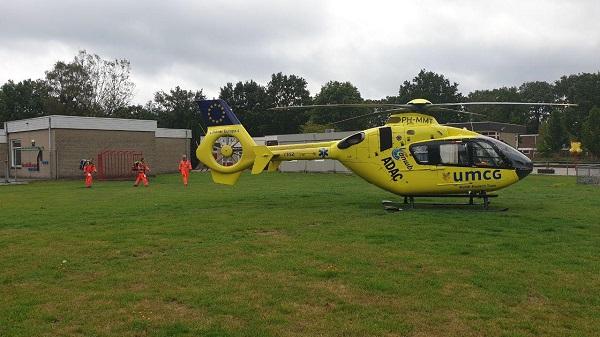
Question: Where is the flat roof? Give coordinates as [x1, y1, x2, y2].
[4, 115, 190, 139]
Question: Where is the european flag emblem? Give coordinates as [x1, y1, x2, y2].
[318, 148, 329, 158]
[207, 103, 225, 124]
[197, 99, 241, 127]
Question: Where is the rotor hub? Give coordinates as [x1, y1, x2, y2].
[407, 98, 432, 105]
[220, 144, 234, 157]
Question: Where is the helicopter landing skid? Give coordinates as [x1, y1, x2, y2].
[382, 193, 508, 212]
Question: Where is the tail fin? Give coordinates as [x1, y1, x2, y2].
[251, 145, 274, 174]
[195, 100, 257, 185]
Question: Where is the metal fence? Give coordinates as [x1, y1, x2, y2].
[576, 165, 600, 185]
[97, 150, 143, 179]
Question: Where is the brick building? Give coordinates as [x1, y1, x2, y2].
[516, 134, 539, 158]
[443, 121, 526, 147]
[1, 115, 191, 180]
[0, 129, 6, 178]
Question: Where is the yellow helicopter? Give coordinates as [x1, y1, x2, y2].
[195, 99, 574, 209]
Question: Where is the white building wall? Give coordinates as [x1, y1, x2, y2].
[5, 115, 158, 133]
[155, 128, 192, 139]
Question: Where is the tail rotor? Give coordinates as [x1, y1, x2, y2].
[212, 135, 243, 167]
[196, 99, 257, 185]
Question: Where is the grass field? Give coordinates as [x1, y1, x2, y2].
[1, 173, 599, 337]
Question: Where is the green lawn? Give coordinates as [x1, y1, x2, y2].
[0, 173, 599, 337]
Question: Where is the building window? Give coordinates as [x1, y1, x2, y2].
[479, 131, 499, 139]
[11, 139, 22, 167]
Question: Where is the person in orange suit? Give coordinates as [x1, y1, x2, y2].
[133, 158, 150, 187]
[179, 154, 192, 186]
[83, 160, 97, 188]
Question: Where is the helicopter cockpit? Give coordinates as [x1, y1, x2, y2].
[409, 136, 533, 179]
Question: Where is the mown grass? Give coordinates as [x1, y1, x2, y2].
[0, 173, 599, 337]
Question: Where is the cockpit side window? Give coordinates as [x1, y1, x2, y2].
[337, 132, 365, 149]
[470, 140, 505, 167]
[411, 144, 429, 164]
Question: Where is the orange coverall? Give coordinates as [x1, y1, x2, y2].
[134, 162, 150, 187]
[84, 163, 96, 188]
[179, 160, 192, 186]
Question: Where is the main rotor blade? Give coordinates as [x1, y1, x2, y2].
[430, 102, 578, 107]
[269, 103, 410, 111]
[430, 107, 486, 117]
[329, 106, 486, 125]
[269, 102, 577, 111]
[330, 108, 409, 125]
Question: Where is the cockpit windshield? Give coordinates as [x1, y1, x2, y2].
[484, 136, 532, 169]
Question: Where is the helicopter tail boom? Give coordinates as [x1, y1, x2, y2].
[196, 99, 340, 184]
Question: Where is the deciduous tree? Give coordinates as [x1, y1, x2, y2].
[153, 86, 206, 166]
[393, 69, 464, 123]
[45, 50, 134, 116]
[309, 81, 366, 131]
[265, 72, 311, 134]
[467, 87, 527, 125]
[582, 106, 600, 157]
[537, 110, 567, 155]
[219, 80, 270, 136]
[554, 72, 600, 139]
[519, 81, 556, 133]
[0, 79, 55, 123]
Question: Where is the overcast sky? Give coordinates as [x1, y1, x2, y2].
[0, 0, 598, 104]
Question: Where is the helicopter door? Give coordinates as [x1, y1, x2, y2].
[436, 141, 470, 185]
[368, 133, 379, 158]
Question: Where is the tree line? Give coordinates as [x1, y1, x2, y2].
[1, 50, 599, 159]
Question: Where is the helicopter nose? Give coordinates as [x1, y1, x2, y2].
[505, 149, 533, 180]
[514, 158, 533, 180]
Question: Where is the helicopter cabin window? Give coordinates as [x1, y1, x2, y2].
[411, 144, 429, 164]
[410, 141, 469, 166]
[439, 142, 469, 165]
[410, 139, 509, 167]
[337, 132, 365, 149]
[409, 141, 468, 166]
[379, 127, 392, 152]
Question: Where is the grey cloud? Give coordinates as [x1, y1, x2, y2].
[0, 0, 599, 102]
